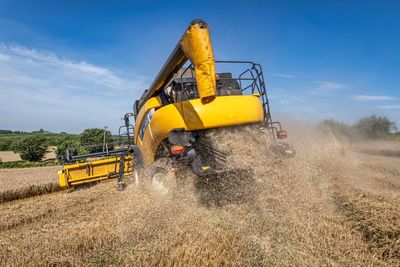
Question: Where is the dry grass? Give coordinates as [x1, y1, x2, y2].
[0, 127, 399, 266]
[335, 191, 400, 261]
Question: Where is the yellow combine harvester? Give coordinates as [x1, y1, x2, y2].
[58, 19, 293, 191]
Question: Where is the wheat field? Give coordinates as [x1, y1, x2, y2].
[0, 128, 399, 266]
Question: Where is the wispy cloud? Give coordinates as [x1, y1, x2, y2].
[0, 53, 10, 61]
[378, 105, 400, 109]
[313, 81, 348, 90]
[308, 80, 348, 96]
[353, 95, 396, 101]
[275, 96, 304, 104]
[272, 73, 297, 79]
[0, 43, 146, 133]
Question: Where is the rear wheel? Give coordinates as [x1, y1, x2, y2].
[150, 158, 176, 195]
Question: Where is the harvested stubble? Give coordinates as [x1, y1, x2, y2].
[0, 166, 60, 191]
[336, 191, 400, 261]
[0, 166, 61, 203]
[0, 182, 60, 203]
[0, 127, 399, 266]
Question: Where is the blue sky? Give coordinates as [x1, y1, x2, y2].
[0, 0, 399, 133]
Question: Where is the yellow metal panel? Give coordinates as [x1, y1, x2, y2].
[59, 155, 133, 189]
[58, 170, 68, 189]
[181, 95, 264, 129]
[145, 96, 162, 111]
[134, 96, 162, 144]
[138, 104, 186, 164]
[137, 95, 264, 164]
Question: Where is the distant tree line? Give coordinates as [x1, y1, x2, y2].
[0, 129, 49, 134]
[0, 130, 80, 151]
[0, 128, 114, 162]
[0, 130, 27, 134]
[320, 115, 398, 139]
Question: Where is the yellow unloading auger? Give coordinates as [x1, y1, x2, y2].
[58, 19, 294, 191]
[143, 19, 217, 105]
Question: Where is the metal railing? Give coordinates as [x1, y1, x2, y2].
[178, 60, 274, 128]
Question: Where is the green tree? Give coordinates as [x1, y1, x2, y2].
[13, 136, 48, 161]
[0, 140, 11, 151]
[56, 139, 81, 163]
[80, 128, 113, 153]
[355, 115, 397, 138]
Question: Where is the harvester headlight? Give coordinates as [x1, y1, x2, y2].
[171, 145, 185, 155]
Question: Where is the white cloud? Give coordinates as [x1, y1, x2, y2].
[353, 95, 396, 101]
[313, 81, 348, 90]
[378, 105, 400, 109]
[308, 80, 348, 96]
[0, 43, 147, 133]
[272, 73, 297, 79]
[0, 53, 10, 61]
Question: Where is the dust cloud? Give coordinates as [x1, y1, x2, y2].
[0, 123, 399, 266]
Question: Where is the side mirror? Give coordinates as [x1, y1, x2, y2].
[277, 130, 288, 139]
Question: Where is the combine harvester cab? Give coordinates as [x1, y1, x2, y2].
[57, 19, 294, 192]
